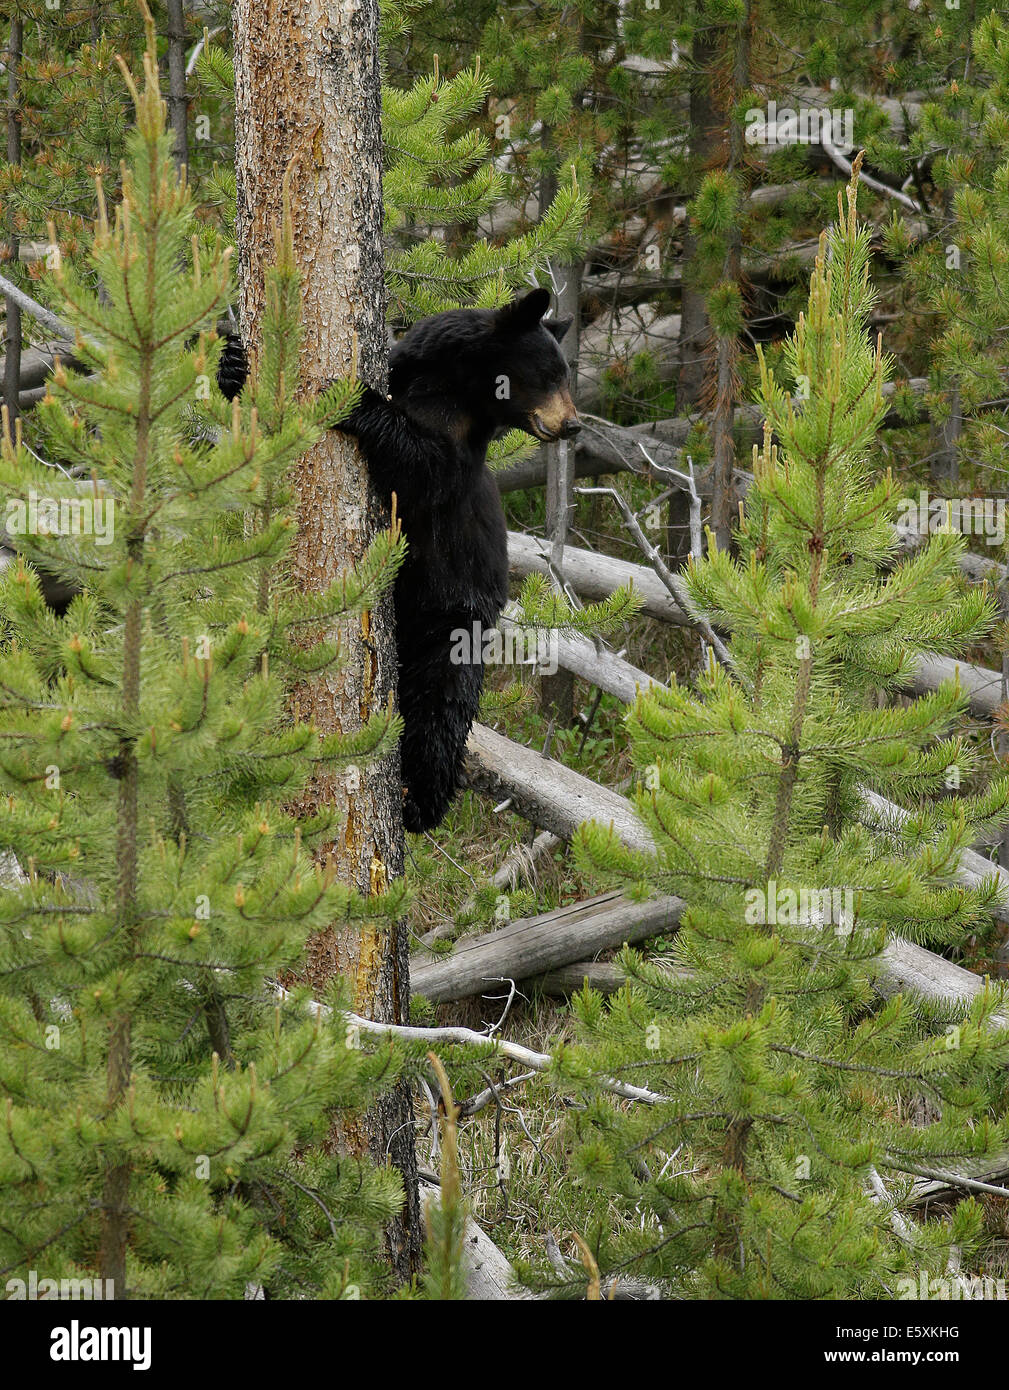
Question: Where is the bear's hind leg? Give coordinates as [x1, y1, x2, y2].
[397, 633, 484, 833]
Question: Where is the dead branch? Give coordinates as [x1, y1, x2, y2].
[574, 483, 737, 675]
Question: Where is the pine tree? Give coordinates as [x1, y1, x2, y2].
[0, 35, 415, 1299]
[902, 10, 1009, 487]
[537, 169, 1009, 1299]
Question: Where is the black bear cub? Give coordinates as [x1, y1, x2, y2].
[220, 287, 578, 831]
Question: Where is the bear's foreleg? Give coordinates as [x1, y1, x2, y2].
[339, 387, 461, 511]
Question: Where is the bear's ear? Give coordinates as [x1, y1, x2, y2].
[496, 287, 551, 334]
[544, 316, 573, 344]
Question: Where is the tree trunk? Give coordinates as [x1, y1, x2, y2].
[165, 0, 188, 172]
[930, 180, 960, 488]
[667, 22, 720, 563]
[233, 0, 421, 1280]
[676, 23, 719, 412]
[931, 383, 961, 488]
[540, 256, 581, 724]
[4, 16, 22, 429]
[709, 4, 751, 553]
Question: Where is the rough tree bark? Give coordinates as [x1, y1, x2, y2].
[709, 3, 751, 552]
[4, 15, 22, 428]
[666, 22, 719, 563]
[540, 255, 580, 724]
[537, 79, 581, 724]
[675, 22, 718, 413]
[233, 0, 421, 1279]
[165, 0, 188, 172]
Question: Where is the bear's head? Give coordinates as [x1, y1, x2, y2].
[489, 288, 580, 443]
[389, 288, 580, 445]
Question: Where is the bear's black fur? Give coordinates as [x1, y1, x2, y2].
[220, 288, 579, 831]
[215, 332, 250, 405]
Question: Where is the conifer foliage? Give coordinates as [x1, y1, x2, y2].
[904, 11, 1009, 480]
[554, 171, 1009, 1299]
[0, 34, 412, 1298]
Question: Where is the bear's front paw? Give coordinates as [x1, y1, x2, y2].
[332, 382, 388, 437]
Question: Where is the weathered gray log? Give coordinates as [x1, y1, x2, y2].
[917, 538, 1006, 587]
[495, 378, 929, 494]
[576, 307, 680, 411]
[0, 343, 75, 393]
[582, 271, 682, 309]
[534, 961, 628, 995]
[544, 473, 1000, 634]
[861, 789, 1009, 934]
[894, 525, 1009, 589]
[466, 717, 1009, 1029]
[411, 890, 682, 1005]
[508, 533, 1005, 719]
[494, 429, 686, 496]
[522, 627, 1009, 916]
[0, 268, 84, 346]
[582, 236, 868, 307]
[875, 935, 1009, 1027]
[500, 604, 666, 700]
[533, 959, 693, 996]
[509, 531, 689, 627]
[905, 651, 1003, 718]
[956, 550, 1006, 586]
[907, 1152, 1009, 1206]
[419, 1182, 534, 1300]
[749, 179, 837, 208]
[466, 722, 655, 853]
[533, 623, 1009, 916]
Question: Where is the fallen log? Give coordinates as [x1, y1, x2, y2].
[875, 935, 1009, 1026]
[531, 622, 1009, 916]
[501, 605, 665, 701]
[534, 961, 630, 996]
[0, 268, 90, 348]
[509, 531, 689, 628]
[464, 721, 1009, 1030]
[411, 890, 683, 1005]
[907, 1153, 1009, 1207]
[895, 525, 1008, 589]
[465, 722, 655, 853]
[419, 1182, 534, 1300]
[0, 343, 75, 392]
[905, 651, 1003, 718]
[861, 789, 1009, 927]
[508, 533, 1005, 719]
[531, 958, 693, 997]
[495, 378, 929, 494]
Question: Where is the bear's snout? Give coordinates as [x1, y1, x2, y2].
[529, 386, 579, 442]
